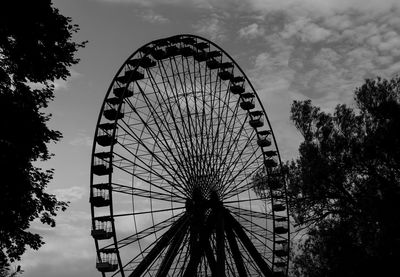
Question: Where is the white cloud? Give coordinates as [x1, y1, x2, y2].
[323, 14, 352, 31]
[244, 0, 400, 18]
[243, 0, 400, 160]
[52, 186, 87, 202]
[281, 17, 331, 43]
[238, 23, 265, 39]
[20, 211, 94, 276]
[138, 9, 169, 23]
[53, 69, 82, 91]
[193, 14, 226, 41]
[96, 0, 215, 9]
[248, 40, 302, 160]
[69, 132, 93, 147]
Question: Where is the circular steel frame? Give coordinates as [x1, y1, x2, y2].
[90, 34, 290, 277]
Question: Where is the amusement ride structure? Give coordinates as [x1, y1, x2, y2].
[90, 34, 290, 277]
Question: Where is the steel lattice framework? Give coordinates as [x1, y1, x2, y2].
[90, 34, 290, 277]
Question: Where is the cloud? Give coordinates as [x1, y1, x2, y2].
[24, 69, 82, 92]
[52, 186, 87, 202]
[53, 69, 82, 91]
[238, 23, 265, 39]
[96, 0, 214, 9]
[193, 14, 227, 41]
[246, 36, 303, 160]
[137, 9, 169, 23]
[20, 210, 95, 277]
[68, 132, 93, 147]
[281, 17, 331, 43]
[244, 0, 400, 17]
[238, 0, 400, 110]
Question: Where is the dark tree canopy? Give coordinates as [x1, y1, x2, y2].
[0, 0, 86, 269]
[287, 77, 400, 276]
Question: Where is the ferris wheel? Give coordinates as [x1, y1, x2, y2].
[90, 34, 289, 277]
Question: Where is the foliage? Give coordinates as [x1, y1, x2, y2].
[0, 264, 23, 277]
[287, 77, 400, 276]
[0, 0, 86, 268]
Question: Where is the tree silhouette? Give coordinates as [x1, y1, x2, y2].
[287, 77, 400, 276]
[0, 0, 86, 269]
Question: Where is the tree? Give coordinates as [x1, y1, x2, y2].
[287, 77, 400, 276]
[0, 0, 86, 268]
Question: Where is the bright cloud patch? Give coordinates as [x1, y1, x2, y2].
[53, 69, 82, 91]
[281, 17, 331, 43]
[138, 9, 169, 23]
[239, 23, 265, 39]
[53, 186, 87, 202]
[20, 211, 94, 277]
[69, 132, 93, 147]
[193, 14, 226, 41]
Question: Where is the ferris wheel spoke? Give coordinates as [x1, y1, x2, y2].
[141, 68, 195, 181]
[104, 212, 185, 252]
[124, 85, 192, 186]
[214, 99, 243, 155]
[225, 206, 273, 220]
[146, 63, 200, 186]
[225, 244, 238, 277]
[225, 223, 247, 277]
[168, 230, 188, 276]
[166, 58, 201, 168]
[112, 148, 187, 198]
[224, 164, 260, 199]
[212, 69, 235, 156]
[173, 236, 191, 276]
[224, 211, 273, 276]
[167, 238, 191, 276]
[182, 56, 212, 180]
[216, 108, 253, 170]
[216, 209, 226, 276]
[164, 57, 197, 175]
[223, 197, 267, 204]
[194, 61, 207, 166]
[207, 79, 229, 178]
[227, 216, 273, 255]
[129, 213, 189, 277]
[178, 57, 203, 182]
[220, 141, 262, 197]
[156, 59, 200, 178]
[199, 82, 213, 179]
[228, 213, 274, 247]
[155, 218, 188, 277]
[204, 69, 219, 175]
[113, 206, 185, 218]
[191, 65, 214, 180]
[204, 238, 217, 276]
[214, 82, 235, 153]
[241, 252, 262, 276]
[218, 133, 260, 195]
[118, 233, 161, 274]
[125, 94, 190, 179]
[208, 108, 250, 192]
[189, 59, 209, 177]
[223, 163, 263, 200]
[217, 111, 250, 173]
[114, 120, 190, 196]
[111, 182, 186, 203]
[183, 207, 218, 277]
[223, 181, 258, 201]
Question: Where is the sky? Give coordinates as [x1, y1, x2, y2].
[18, 0, 400, 276]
